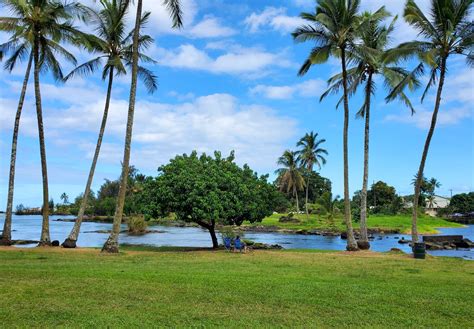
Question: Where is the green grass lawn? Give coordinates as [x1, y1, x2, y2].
[243, 213, 463, 234]
[0, 248, 473, 327]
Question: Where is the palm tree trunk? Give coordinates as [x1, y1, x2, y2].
[294, 186, 300, 214]
[33, 36, 51, 247]
[359, 72, 373, 250]
[340, 47, 358, 251]
[305, 177, 310, 216]
[102, 0, 142, 253]
[412, 56, 447, 244]
[63, 69, 115, 248]
[0, 53, 33, 246]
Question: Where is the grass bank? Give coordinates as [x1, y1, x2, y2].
[0, 248, 473, 327]
[242, 213, 463, 234]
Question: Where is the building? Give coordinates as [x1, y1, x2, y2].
[425, 195, 450, 217]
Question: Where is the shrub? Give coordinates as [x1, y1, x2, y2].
[127, 215, 147, 234]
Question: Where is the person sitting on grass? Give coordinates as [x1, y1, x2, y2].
[234, 236, 246, 253]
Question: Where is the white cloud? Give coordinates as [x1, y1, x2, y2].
[244, 7, 303, 34]
[250, 79, 326, 100]
[1, 91, 297, 172]
[187, 16, 236, 38]
[153, 44, 293, 77]
[385, 107, 472, 129]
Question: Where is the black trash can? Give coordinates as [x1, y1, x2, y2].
[413, 242, 426, 259]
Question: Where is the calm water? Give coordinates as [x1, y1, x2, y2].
[1, 214, 473, 260]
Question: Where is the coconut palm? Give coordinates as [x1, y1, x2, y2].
[276, 150, 306, 214]
[101, 0, 182, 253]
[385, 0, 473, 243]
[62, 0, 157, 249]
[0, 0, 90, 246]
[296, 132, 328, 216]
[321, 8, 421, 249]
[292, 0, 362, 251]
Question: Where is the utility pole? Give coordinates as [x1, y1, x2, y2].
[449, 189, 453, 199]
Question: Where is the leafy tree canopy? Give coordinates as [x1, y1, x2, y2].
[140, 151, 277, 248]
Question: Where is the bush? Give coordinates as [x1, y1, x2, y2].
[220, 227, 238, 242]
[307, 203, 327, 215]
[127, 215, 147, 234]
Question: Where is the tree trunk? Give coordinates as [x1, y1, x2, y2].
[294, 185, 300, 214]
[412, 56, 447, 244]
[102, 0, 142, 253]
[358, 72, 373, 250]
[305, 177, 310, 216]
[63, 69, 115, 248]
[340, 48, 358, 251]
[209, 225, 219, 249]
[0, 53, 33, 246]
[33, 36, 51, 247]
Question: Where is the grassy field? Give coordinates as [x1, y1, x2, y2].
[0, 247, 473, 327]
[242, 213, 463, 234]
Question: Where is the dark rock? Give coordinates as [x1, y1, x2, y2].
[52, 240, 60, 247]
[425, 242, 443, 250]
[423, 235, 464, 243]
[398, 238, 411, 244]
[340, 232, 348, 240]
[390, 248, 404, 253]
[462, 238, 474, 248]
[251, 243, 283, 250]
[278, 216, 300, 223]
[453, 239, 473, 249]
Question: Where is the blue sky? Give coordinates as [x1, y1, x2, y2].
[0, 0, 473, 208]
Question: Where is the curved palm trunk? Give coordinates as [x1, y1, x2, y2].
[102, 0, 142, 253]
[0, 53, 33, 246]
[63, 69, 115, 248]
[33, 37, 51, 247]
[359, 72, 373, 250]
[340, 48, 358, 251]
[412, 56, 447, 244]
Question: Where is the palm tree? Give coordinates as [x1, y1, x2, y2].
[62, 0, 157, 249]
[101, 0, 183, 253]
[385, 0, 473, 243]
[317, 191, 340, 227]
[0, 0, 89, 246]
[0, 43, 32, 246]
[276, 150, 306, 214]
[321, 8, 420, 249]
[60, 193, 69, 205]
[296, 132, 328, 216]
[292, 0, 362, 251]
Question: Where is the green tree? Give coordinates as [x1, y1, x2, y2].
[143, 151, 275, 248]
[322, 9, 419, 249]
[0, 0, 90, 246]
[385, 0, 473, 243]
[448, 192, 474, 214]
[296, 131, 328, 216]
[63, 0, 157, 248]
[367, 181, 402, 215]
[292, 0, 362, 250]
[102, 0, 183, 253]
[276, 150, 305, 213]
